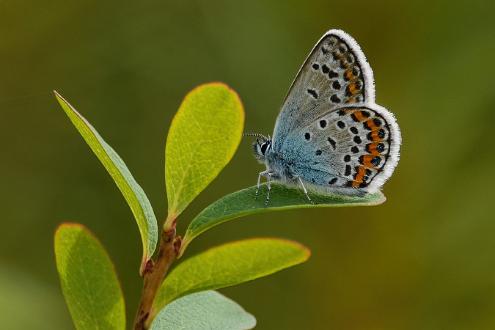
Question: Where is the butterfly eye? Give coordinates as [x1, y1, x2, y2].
[260, 142, 269, 155]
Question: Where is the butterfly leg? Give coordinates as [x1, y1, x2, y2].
[256, 170, 270, 200]
[264, 172, 273, 206]
[297, 177, 315, 204]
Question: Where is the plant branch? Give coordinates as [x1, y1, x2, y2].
[134, 221, 180, 330]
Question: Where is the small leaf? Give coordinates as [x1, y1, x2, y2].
[153, 238, 310, 315]
[165, 83, 244, 224]
[54, 223, 125, 330]
[55, 92, 158, 273]
[151, 291, 256, 330]
[181, 183, 385, 253]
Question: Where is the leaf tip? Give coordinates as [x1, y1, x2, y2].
[293, 240, 312, 261]
[193, 81, 231, 91]
[264, 237, 312, 262]
[55, 222, 84, 237]
[189, 81, 244, 116]
[53, 90, 75, 114]
[53, 90, 67, 103]
[210, 81, 245, 118]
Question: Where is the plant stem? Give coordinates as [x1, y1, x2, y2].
[133, 222, 180, 330]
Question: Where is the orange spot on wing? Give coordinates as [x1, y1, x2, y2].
[360, 155, 377, 168]
[344, 69, 355, 81]
[352, 111, 368, 122]
[365, 119, 378, 130]
[366, 143, 381, 156]
[347, 83, 360, 95]
[352, 166, 366, 188]
[369, 130, 382, 142]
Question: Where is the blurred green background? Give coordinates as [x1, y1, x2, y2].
[1, 0, 494, 329]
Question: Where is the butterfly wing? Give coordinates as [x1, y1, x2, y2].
[268, 29, 401, 192]
[272, 29, 375, 151]
[283, 105, 400, 193]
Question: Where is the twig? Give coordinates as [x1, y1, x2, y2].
[133, 221, 181, 329]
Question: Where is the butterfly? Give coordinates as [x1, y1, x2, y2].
[249, 29, 401, 204]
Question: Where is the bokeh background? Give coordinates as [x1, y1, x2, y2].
[1, 0, 494, 329]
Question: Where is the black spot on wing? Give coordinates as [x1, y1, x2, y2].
[330, 95, 341, 103]
[345, 165, 351, 176]
[307, 89, 318, 99]
[327, 137, 336, 149]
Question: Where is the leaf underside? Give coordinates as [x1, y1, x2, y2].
[54, 223, 125, 330]
[151, 291, 256, 330]
[55, 91, 158, 273]
[181, 183, 385, 252]
[165, 83, 244, 222]
[152, 238, 310, 316]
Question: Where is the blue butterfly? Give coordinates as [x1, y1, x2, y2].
[249, 29, 401, 204]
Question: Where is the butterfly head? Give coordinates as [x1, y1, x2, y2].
[245, 133, 272, 163]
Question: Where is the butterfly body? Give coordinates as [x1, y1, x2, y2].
[252, 29, 401, 202]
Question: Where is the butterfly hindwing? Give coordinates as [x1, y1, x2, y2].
[284, 105, 400, 193]
[272, 29, 375, 151]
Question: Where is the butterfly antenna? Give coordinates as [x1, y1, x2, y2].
[243, 132, 269, 140]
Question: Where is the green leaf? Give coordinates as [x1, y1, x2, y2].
[153, 238, 310, 315]
[151, 291, 256, 330]
[54, 223, 125, 330]
[165, 83, 244, 224]
[55, 91, 158, 273]
[180, 183, 385, 253]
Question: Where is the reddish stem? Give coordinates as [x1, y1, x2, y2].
[133, 223, 180, 329]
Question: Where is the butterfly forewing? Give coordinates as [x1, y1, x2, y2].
[272, 29, 375, 150]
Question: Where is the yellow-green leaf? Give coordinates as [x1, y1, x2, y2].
[152, 238, 310, 318]
[180, 183, 385, 253]
[165, 83, 244, 224]
[151, 291, 256, 330]
[55, 92, 158, 273]
[54, 223, 125, 330]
